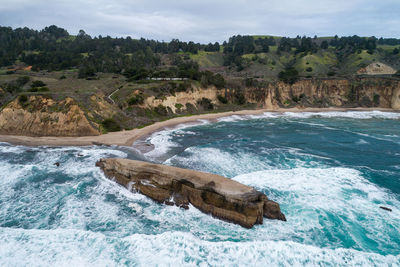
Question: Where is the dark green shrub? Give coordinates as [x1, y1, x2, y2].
[101, 118, 121, 132]
[127, 95, 144, 105]
[59, 75, 67, 79]
[278, 67, 299, 84]
[18, 94, 28, 104]
[327, 71, 336, 77]
[17, 76, 30, 86]
[32, 80, 46, 88]
[306, 67, 313, 72]
[185, 103, 196, 113]
[197, 97, 214, 110]
[29, 86, 49, 92]
[217, 95, 228, 104]
[175, 103, 183, 111]
[373, 94, 380, 105]
[235, 92, 246, 105]
[154, 105, 168, 116]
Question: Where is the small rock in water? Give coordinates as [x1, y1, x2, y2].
[54, 162, 60, 167]
[380, 206, 392, 212]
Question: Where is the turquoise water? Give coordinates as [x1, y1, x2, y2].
[0, 111, 399, 266]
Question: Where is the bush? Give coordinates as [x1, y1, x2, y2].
[154, 104, 168, 116]
[235, 92, 246, 105]
[373, 94, 380, 105]
[327, 71, 336, 77]
[175, 103, 183, 111]
[29, 86, 49, 92]
[217, 95, 228, 104]
[17, 76, 30, 86]
[59, 75, 67, 80]
[278, 67, 299, 84]
[31, 80, 46, 88]
[101, 118, 121, 132]
[394, 70, 400, 78]
[197, 97, 214, 110]
[127, 95, 144, 105]
[306, 67, 313, 72]
[18, 94, 28, 104]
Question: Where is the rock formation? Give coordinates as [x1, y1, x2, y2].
[96, 158, 286, 228]
[242, 78, 400, 109]
[357, 62, 397, 75]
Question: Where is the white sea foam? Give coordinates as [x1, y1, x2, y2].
[233, 167, 400, 251]
[143, 120, 209, 160]
[165, 146, 327, 177]
[213, 111, 400, 123]
[271, 110, 400, 120]
[0, 228, 398, 267]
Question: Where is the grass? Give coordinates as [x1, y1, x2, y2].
[377, 45, 400, 51]
[294, 52, 337, 75]
[187, 51, 224, 68]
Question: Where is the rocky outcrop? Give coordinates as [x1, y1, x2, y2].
[96, 158, 286, 228]
[357, 62, 396, 75]
[143, 86, 224, 113]
[0, 96, 100, 136]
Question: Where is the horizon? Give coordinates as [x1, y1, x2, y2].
[1, 0, 399, 43]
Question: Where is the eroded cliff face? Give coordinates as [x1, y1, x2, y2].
[96, 158, 286, 228]
[243, 78, 400, 109]
[0, 96, 100, 136]
[142, 85, 225, 113]
[140, 78, 400, 112]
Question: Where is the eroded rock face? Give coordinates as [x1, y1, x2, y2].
[0, 96, 100, 136]
[242, 78, 400, 109]
[96, 158, 286, 228]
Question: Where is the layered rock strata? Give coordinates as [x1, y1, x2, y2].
[96, 158, 286, 228]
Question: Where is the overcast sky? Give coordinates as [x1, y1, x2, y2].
[0, 0, 399, 43]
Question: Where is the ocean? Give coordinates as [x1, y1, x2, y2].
[0, 111, 399, 266]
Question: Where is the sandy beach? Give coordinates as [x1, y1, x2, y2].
[0, 107, 397, 147]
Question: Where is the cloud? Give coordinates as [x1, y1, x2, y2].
[0, 0, 399, 42]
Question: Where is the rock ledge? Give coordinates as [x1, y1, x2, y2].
[96, 158, 286, 228]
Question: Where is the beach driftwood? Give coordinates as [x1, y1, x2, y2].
[96, 158, 286, 228]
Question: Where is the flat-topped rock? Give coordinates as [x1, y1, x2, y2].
[96, 158, 286, 228]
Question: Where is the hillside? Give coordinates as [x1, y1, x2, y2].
[1, 25, 400, 136]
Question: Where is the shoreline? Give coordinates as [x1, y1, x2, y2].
[0, 107, 397, 147]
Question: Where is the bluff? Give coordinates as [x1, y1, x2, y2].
[96, 158, 286, 228]
[0, 96, 100, 136]
[241, 78, 400, 109]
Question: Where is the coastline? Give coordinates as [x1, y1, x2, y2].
[0, 107, 397, 147]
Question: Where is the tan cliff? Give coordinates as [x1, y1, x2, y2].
[140, 78, 400, 113]
[243, 78, 400, 109]
[96, 158, 286, 228]
[0, 96, 100, 136]
[142, 85, 225, 113]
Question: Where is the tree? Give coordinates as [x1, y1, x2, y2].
[278, 67, 299, 84]
[320, 40, 329, 49]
